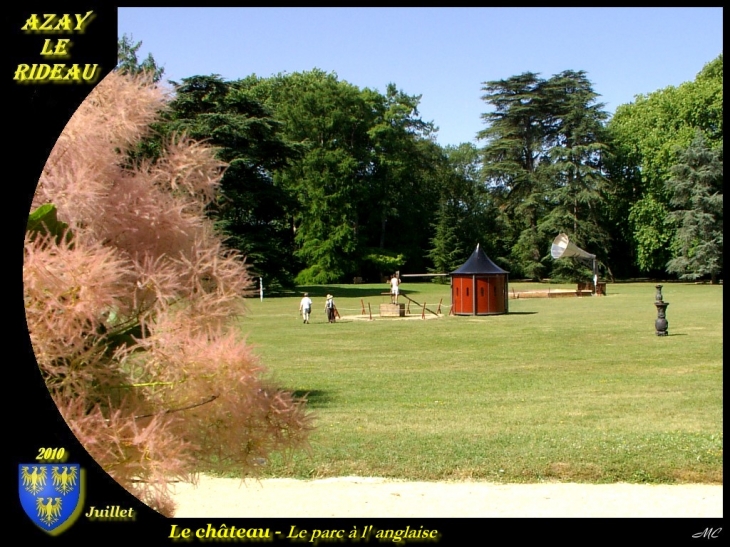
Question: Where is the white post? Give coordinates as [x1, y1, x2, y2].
[259, 277, 263, 302]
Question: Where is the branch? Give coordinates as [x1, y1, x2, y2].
[134, 394, 219, 420]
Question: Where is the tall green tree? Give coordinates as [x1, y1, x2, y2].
[162, 75, 301, 288]
[478, 70, 610, 280]
[665, 131, 723, 283]
[238, 70, 440, 283]
[607, 54, 723, 274]
[429, 143, 497, 274]
[117, 34, 165, 82]
[363, 85, 442, 277]
[263, 70, 374, 283]
[399, 137, 447, 274]
[478, 72, 553, 279]
[538, 70, 611, 281]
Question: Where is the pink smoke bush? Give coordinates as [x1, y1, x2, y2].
[24, 71, 312, 516]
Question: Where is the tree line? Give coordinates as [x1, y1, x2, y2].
[119, 37, 723, 287]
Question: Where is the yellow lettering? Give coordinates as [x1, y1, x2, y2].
[20, 11, 95, 33]
[21, 14, 40, 30]
[55, 39, 72, 56]
[13, 64, 31, 81]
[63, 64, 81, 81]
[169, 525, 192, 539]
[54, 14, 73, 31]
[40, 39, 54, 55]
[36, 64, 51, 80]
[75, 11, 95, 32]
[40, 39, 72, 57]
[13, 64, 100, 83]
[82, 64, 100, 83]
[287, 526, 308, 539]
[49, 64, 65, 80]
[40, 14, 55, 31]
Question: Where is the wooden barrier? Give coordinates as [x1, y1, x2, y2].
[401, 293, 440, 317]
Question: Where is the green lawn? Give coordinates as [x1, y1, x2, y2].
[232, 281, 722, 484]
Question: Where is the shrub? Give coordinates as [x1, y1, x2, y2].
[24, 71, 313, 516]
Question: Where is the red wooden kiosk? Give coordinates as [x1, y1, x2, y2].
[450, 244, 509, 315]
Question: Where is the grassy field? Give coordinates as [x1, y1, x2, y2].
[232, 281, 722, 484]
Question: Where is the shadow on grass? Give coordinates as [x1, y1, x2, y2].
[291, 389, 333, 408]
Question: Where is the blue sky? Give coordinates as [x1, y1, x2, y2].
[118, 7, 723, 148]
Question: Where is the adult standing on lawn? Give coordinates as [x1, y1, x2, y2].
[325, 294, 336, 323]
[390, 274, 400, 304]
[299, 292, 313, 324]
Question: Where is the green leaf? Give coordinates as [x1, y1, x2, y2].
[27, 203, 72, 244]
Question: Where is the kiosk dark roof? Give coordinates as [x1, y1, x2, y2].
[450, 244, 508, 275]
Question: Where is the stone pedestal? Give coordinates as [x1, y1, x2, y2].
[654, 285, 669, 336]
[379, 303, 405, 317]
[655, 301, 669, 336]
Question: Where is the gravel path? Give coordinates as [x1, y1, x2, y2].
[171, 475, 722, 518]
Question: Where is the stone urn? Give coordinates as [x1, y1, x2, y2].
[655, 284, 664, 302]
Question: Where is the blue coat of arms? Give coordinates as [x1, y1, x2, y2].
[19, 464, 85, 534]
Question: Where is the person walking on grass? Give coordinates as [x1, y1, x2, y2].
[325, 294, 336, 323]
[299, 292, 313, 324]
